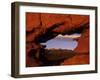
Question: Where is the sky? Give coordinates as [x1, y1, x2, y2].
[41, 33, 81, 50]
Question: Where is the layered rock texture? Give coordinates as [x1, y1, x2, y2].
[26, 12, 89, 67]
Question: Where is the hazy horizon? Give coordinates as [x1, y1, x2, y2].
[41, 34, 81, 50]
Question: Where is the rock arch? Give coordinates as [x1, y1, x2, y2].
[26, 13, 89, 67]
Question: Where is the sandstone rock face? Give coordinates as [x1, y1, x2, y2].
[61, 54, 89, 65]
[26, 13, 40, 32]
[41, 14, 89, 34]
[26, 12, 89, 67]
[60, 25, 89, 65]
[74, 27, 89, 54]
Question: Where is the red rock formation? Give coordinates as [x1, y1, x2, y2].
[62, 25, 89, 65]
[74, 27, 89, 54]
[41, 14, 89, 34]
[61, 54, 89, 65]
[26, 13, 40, 32]
[26, 12, 90, 67]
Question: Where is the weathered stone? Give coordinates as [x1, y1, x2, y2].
[74, 27, 89, 54]
[61, 54, 89, 65]
[26, 13, 89, 67]
[26, 13, 40, 32]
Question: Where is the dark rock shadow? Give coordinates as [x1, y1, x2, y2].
[39, 48, 76, 66]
